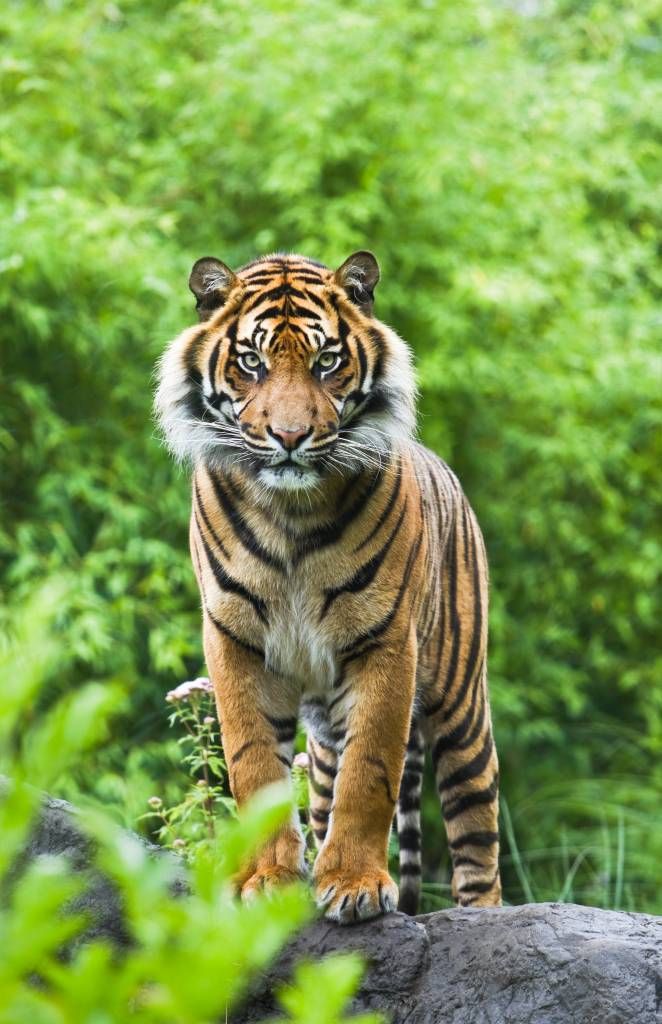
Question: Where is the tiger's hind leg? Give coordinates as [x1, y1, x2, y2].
[424, 506, 501, 907]
[428, 655, 506, 905]
[306, 735, 337, 848]
[429, 663, 501, 906]
[396, 719, 424, 915]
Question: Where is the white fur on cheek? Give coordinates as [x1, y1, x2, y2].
[336, 323, 417, 469]
[154, 326, 237, 468]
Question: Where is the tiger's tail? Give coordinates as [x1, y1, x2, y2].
[396, 719, 424, 915]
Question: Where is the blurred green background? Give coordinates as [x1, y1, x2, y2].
[1, 0, 660, 912]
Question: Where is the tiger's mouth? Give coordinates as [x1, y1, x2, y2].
[258, 463, 322, 491]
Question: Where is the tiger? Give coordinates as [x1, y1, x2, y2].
[155, 249, 501, 922]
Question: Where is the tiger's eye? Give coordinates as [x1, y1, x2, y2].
[318, 351, 340, 371]
[240, 352, 261, 371]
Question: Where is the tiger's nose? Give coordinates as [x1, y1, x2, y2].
[269, 425, 311, 450]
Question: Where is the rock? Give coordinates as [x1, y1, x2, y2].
[13, 789, 183, 949]
[19, 792, 662, 1022]
[235, 903, 662, 1024]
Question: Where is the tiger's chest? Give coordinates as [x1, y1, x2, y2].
[262, 578, 338, 692]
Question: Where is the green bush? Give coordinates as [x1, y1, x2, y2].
[1, 0, 660, 911]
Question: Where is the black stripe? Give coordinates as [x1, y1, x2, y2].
[341, 640, 381, 669]
[442, 525, 484, 723]
[194, 480, 231, 560]
[320, 499, 406, 618]
[328, 686, 349, 713]
[366, 756, 396, 805]
[337, 315, 350, 352]
[266, 714, 297, 730]
[353, 384, 393, 420]
[302, 288, 326, 309]
[398, 863, 422, 876]
[301, 696, 325, 708]
[286, 304, 322, 321]
[241, 273, 278, 284]
[291, 470, 384, 563]
[310, 808, 330, 822]
[330, 727, 347, 746]
[461, 500, 471, 569]
[311, 750, 337, 778]
[424, 521, 461, 720]
[310, 777, 333, 800]
[205, 389, 234, 415]
[432, 661, 485, 762]
[398, 887, 420, 916]
[355, 337, 368, 388]
[265, 715, 296, 743]
[182, 368, 205, 420]
[452, 854, 484, 869]
[458, 874, 499, 895]
[207, 339, 222, 392]
[406, 724, 423, 753]
[398, 827, 421, 851]
[184, 328, 207, 378]
[449, 830, 499, 850]
[207, 470, 286, 572]
[206, 607, 264, 659]
[196, 516, 268, 623]
[231, 740, 258, 765]
[398, 793, 420, 813]
[267, 730, 296, 745]
[442, 774, 499, 822]
[451, 684, 488, 752]
[224, 318, 238, 347]
[438, 732, 494, 793]
[341, 533, 422, 658]
[332, 670, 346, 690]
[399, 769, 422, 795]
[369, 328, 385, 383]
[252, 304, 285, 322]
[242, 283, 295, 312]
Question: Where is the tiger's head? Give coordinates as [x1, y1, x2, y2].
[155, 251, 416, 491]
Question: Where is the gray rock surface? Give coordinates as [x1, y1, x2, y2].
[20, 793, 662, 1022]
[13, 789, 182, 948]
[235, 903, 662, 1024]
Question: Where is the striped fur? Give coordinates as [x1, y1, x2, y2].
[155, 251, 501, 922]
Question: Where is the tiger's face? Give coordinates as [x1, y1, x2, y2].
[156, 252, 416, 491]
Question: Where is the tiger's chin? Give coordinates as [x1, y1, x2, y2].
[258, 464, 322, 492]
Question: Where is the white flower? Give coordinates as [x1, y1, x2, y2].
[165, 677, 213, 703]
[293, 752, 310, 771]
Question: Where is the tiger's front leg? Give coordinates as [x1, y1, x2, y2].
[313, 632, 417, 923]
[203, 619, 306, 898]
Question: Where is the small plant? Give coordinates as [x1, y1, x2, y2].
[141, 676, 234, 855]
[145, 680, 316, 863]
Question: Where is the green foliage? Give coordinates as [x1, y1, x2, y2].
[0, 594, 379, 1023]
[1, 0, 660, 912]
[272, 955, 383, 1024]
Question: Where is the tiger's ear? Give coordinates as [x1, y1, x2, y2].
[189, 257, 238, 320]
[333, 251, 380, 315]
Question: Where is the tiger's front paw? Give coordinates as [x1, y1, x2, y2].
[240, 865, 306, 901]
[315, 868, 399, 924]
